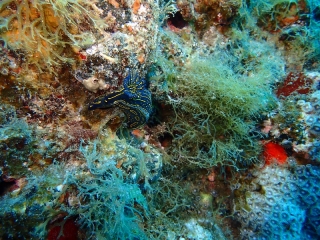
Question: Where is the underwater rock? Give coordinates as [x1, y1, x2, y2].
[0, 104, 32, 176]
[95, 127, 162, 185]
[1, 0, 320, 238]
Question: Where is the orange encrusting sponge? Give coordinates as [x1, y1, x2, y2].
[263, 142, 288, 165]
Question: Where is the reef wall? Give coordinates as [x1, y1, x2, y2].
[0, 0, 319, 239]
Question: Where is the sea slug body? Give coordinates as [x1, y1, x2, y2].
[89, 71, 152, 129]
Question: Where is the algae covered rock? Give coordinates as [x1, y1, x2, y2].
[0, 126, 162, 239]
[0, 104, 33, 176]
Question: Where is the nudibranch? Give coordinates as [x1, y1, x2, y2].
[88, 72, 152, 129]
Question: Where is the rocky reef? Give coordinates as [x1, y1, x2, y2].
[0, 0, 319, 239]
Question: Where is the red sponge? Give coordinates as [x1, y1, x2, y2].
[263, 142, 288, 165]
[47, 218, 78, 240]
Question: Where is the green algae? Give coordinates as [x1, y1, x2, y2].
[153, 31, 284, 168]
[0, 104, 34, 176]
[0, 139, 149, 239]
